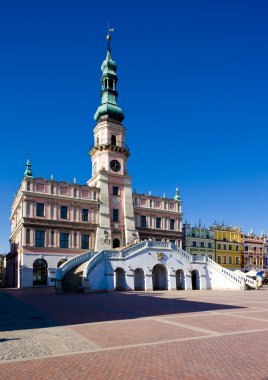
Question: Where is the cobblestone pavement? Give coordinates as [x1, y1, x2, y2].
[1, 288, 268, 379]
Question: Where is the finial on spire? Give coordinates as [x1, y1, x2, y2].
[106, 25, 115, 52]
[174, 186, 180, 201]
[24, 160, 32, 177]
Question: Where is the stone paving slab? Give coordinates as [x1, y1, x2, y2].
[1, 288, 268, 379]
[0, 331, 268, 380]
[71, 318, 205, 348]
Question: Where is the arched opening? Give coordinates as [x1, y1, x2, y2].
[191, 270, 200, 290]
[115, 268, 126, 291]
[111, 135, 117, 146]
[33, 259, 47, 286]
[57, 259, 67, 268]
[176, 269, 185, 290]
[113, 238, 120, 248]
[134, 268, 145, 291]
[108, 79, 114, 90]
[152, 264, 167, 290]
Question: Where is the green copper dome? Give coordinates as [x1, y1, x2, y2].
[94, 49, 124, 122]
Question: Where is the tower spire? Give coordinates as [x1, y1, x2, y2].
[94, 30, 124, 123]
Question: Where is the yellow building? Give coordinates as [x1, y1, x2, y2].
[213, 224, 243, 270]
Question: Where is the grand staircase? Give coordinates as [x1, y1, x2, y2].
[55, 241, 257, 293]
[62, 261, 89, 293]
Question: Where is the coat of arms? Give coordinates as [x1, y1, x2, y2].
[157, 252, 163, 260]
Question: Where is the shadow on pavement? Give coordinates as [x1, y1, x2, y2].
[0, 288, 245, 331]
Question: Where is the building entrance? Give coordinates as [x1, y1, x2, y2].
[152, 264, 167, 290]
[33, 259, 47, 286]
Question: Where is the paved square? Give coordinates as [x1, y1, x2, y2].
[1, 288, 268, 379]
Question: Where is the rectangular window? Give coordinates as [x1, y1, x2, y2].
[74, 232, 77, 247]
[81, 234, 89, 249]
[236, 245, 239, 251]
[35, 230, 45, 247]
[156, 217, 161, 229]
[26, 229, 30, 244]
[60, 233, 69, 249]
[82, 209, 89, 221]
[60, 206, 68, 219]
[229, 245, 232, 251]
[74, 188, 77, 197]
[218, 256, 221, 264]
[208, 242, 212, 249]
[51, 185, 54, 194]
[51, 231, 54, 245]
[193, 241, 197, 247]
[36, 203, 44, 217]
[223, 244, 227, 250]
[223, 256, 227, 264]
[218, 243, 221, 250]
[200, 242, 205, 248]
[27, 182, 31, 191]
[112, 209, 119, 222]
[141, 215, 147, 228]
[235, 256, 240, 265]
[229, 256, 232, 264]
[170, 219, 175, 230]
[112, 186, 119, 196]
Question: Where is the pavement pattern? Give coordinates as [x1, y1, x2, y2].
[0, 287, 268, 379]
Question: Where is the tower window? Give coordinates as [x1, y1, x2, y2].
[112, 209, 119, 222]
[170, 219, 175, 230]
[113, 186, 119, 196]
[156, 217, 161, 229]
[111, 135, 117, 146]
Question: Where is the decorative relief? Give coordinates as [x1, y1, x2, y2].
[156, 252, 163, 260]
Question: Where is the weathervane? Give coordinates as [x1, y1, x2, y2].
[107, 24, 115, 51]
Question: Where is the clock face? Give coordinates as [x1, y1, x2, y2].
[110, 160, 121, 172]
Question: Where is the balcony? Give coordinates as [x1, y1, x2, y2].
[89, 140, 130, 156]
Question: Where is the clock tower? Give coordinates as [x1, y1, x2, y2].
[88, 34, 139, 251]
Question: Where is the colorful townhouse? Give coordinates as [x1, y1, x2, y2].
[242, 230, 266, 272]
[182, 222, 215, 261]
[213, 224, 243, 270]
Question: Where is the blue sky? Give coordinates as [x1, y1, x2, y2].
[1, 0, 268, 252]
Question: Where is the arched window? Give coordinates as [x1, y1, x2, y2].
[33, 259, 47, 286]
[108, 79, 114, 89]
[113, 238, 120, 248]
[111, 135, 117, 146]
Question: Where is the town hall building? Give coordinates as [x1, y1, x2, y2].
[8, 34, 256, 292]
